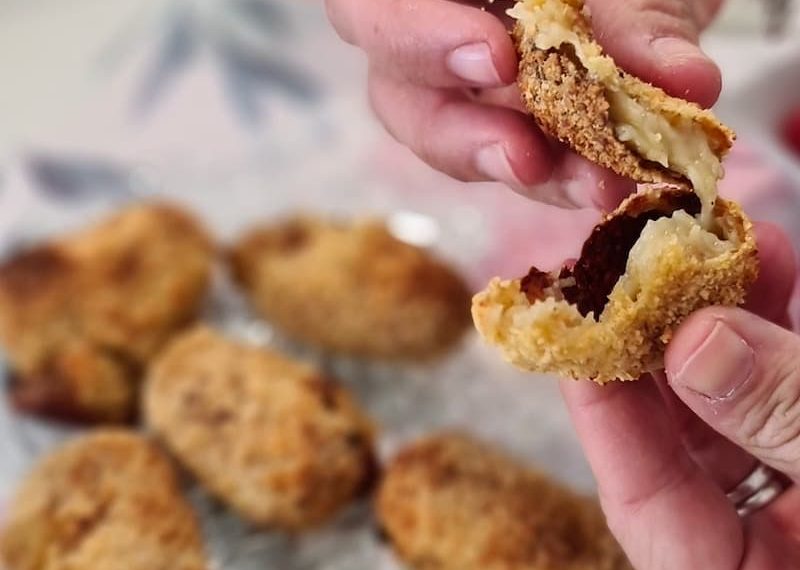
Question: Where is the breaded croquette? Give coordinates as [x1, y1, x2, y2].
[144, 326, 377, 531]
[472, 0, 757, 381]
[472, 188, 757, 382]
[377, 433, 631, 570]
[228, 216, 471, 360]
[510, 0, 734, 226]
[0, 431, 207, 570]
[0, 204, 214, 422]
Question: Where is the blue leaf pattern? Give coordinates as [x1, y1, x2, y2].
[129, 0, 318, 124]
[25, 154, 136, 201]
[134, 4, 197, 115]
[220, 42, 319, 102]
[229, 0, 290, 36]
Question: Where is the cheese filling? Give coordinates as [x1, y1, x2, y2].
[509, 0, 722, 230]
[606, 92, 721, 230]
[526, 210, 734, 313]
[621, 210, 735, 297]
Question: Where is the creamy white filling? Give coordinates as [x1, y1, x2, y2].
[508, 0, 618, 83]
[542, 276, 577, 301]
[607, 91, 722, 230]
[534, 211, 733, 311]
[621, 210, 735, 297]
[509, 0, 722, 229]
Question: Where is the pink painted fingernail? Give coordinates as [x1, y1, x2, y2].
[671, 321, 754, 401]
[447, 42, 502, 86]
[475, 144, 523, 187]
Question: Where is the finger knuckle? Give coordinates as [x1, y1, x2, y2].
[370, 0, 419, 50]
[366, 74, 402, 140]
[324, 0, 359, 45]
[412, 128, 438, 170]
[617, 445, 696, 515]
[322, 0, 338, 17]
[366, 77, 383, 118]
[739, 362, 800, 465]
[377, 17, 430, 72]
[410, 98, 449, 166]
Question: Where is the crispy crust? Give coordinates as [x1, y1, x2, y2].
[473, 1, 750, 381]
[0, 431, 207, 570]
[558, 190, 702, 317]
[144, 326, 377, 531]
[7, 341, 136, 424]
[229, 216, 472, 360]
[513, 9, 735, 186]
[472, 187, 758, 382]
[0, 203, 214, 422]
[377, 433, 631, 570]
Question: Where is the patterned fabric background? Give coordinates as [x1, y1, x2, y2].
[0, 1, 799, 568]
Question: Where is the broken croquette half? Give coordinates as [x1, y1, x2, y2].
[471, 187, 758, 382]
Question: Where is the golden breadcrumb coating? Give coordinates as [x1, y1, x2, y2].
[0, 204, 214, 422]
[377, 433, 631, 570]
[472, 188, 758, 382]
[228, 216, 472, 360]
[0, 431, 207, 570]
[511, 0, 735, 188]
[144, 326, 377, 531]
[474, 1, 753, 381]
[7, 341, 135, 426]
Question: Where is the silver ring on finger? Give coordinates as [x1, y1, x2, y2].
[726, 463, 792, 518]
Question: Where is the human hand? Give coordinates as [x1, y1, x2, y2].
[562, 223, 800, 569]
[325, 0, 724, 209]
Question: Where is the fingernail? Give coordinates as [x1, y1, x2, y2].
[671, 321, 754, 400]
[447, 42, 502, 86]
[650, 36, 710, 65]
[475, 144, 523, 187]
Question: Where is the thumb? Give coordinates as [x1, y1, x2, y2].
[584, 0, 722, 107]
[666, 307, 800, 482]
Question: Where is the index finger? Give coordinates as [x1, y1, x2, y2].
[561, 378, 743, 570]
[584, 0, 722, 107]
[325, 0, 518, 88]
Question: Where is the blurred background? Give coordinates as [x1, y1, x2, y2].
[1, 0, 800, 280]
[0, 0, 799, 262]
[0, 0, 799, 567]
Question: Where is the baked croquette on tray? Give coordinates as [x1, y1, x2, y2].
[0, 203, 214, 423]
[228, 215, 472, 360]
[144, 326, 377, 531]
[0, 431, 207, 570]
[377, 433, 631, 570]
[472, 0, 757, 381]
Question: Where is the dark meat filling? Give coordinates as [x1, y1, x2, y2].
[519, 267, 554, 301]
[521, 190, 701, 317]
